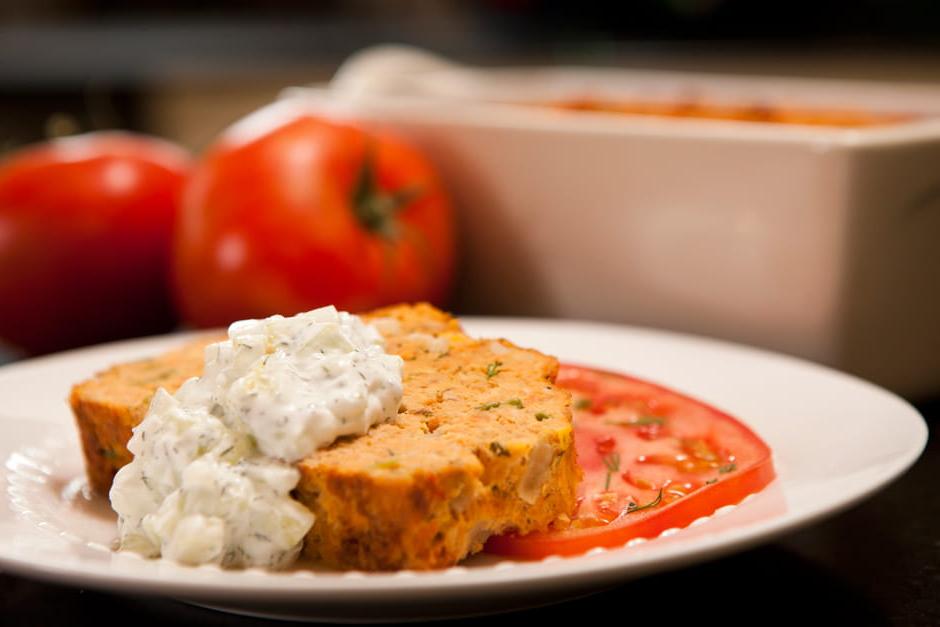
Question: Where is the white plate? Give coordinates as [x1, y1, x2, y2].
[0, 318, 926, 622]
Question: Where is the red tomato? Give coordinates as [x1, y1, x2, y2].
[486, 364, 776, 557]
[173, 106, 456, 327]
[0, 132, 190, 355]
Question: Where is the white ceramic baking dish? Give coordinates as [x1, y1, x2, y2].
[280, 46, 940, 396]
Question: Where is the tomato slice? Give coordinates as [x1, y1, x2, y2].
[485, 364, 776, 558]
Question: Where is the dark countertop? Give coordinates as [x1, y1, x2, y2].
[1, 399, 936, 626]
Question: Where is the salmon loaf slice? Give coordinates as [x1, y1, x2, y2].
[298, 305, 580, 569]
[69, 303, 580, 570]
[70, 332, 225, 494]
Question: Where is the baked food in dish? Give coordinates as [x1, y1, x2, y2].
[69, 303, 580, 570]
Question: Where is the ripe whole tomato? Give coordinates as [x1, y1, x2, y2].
[173, 105, 456, 327]
[0, 132, 191, 355]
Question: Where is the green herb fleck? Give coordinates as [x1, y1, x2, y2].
[605, 415, 665, 428]
[705, 478, 718, 485]
[574, 398, 593, 410]
[602, 452, 621, 490]
[485, 361, 503, 379]
[100, 448, 120, 461]
[718, 463, 737, 474]
[476, 399, 524, 411]
[489, 441, 511, 457]
[535, 412, 551, 422]
[627, 488, 664, 514]
[476, 401, 501, 411]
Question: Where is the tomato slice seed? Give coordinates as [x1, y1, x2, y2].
[594, 435, 617, 456]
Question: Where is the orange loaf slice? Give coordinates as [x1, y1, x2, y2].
[69, 303, 580, 570]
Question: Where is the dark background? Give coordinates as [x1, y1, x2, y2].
[1, 2, 938, 624]
[5, 0, 940, 152]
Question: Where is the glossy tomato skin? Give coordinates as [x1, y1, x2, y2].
[173, 111, 456, 328]
[486, 364, 776, 558]
[0, 132, 191, 355]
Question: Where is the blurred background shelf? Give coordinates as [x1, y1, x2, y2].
[4, 1, 940, 151]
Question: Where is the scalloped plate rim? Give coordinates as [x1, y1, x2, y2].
[0, 317, 927, 617]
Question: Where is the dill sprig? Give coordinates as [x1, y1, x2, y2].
[627, 488, 664, 514]
[485, 361, 503, 379]
[602, 451, 621, 490]
[605, 415, 665, 428]
[476, 401, 501, 411]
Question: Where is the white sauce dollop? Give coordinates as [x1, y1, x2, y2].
[109, 306, 403, 568]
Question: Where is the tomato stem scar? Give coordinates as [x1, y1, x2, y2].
[352, 148, 424, 238]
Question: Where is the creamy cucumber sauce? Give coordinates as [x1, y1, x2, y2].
[109, 306, 403, 568]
